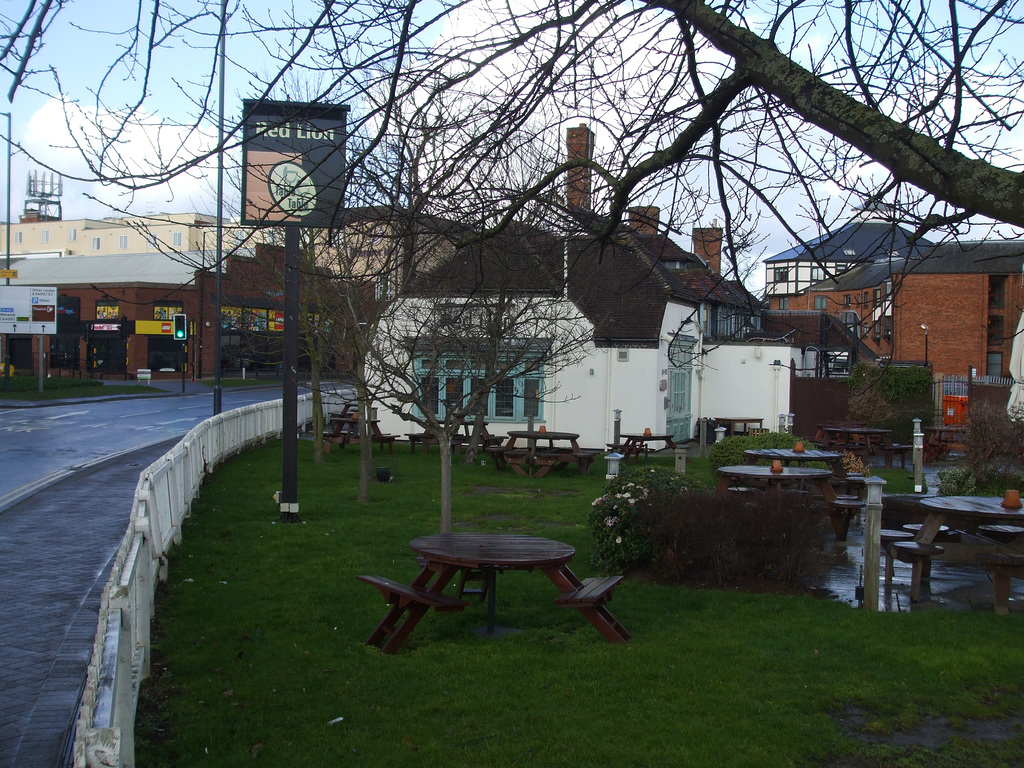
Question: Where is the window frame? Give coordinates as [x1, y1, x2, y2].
[415, 357, 545, 423]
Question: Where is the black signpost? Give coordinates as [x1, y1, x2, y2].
[241, 100, 349, 523]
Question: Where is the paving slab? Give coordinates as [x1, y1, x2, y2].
[0, 438, 178, 768]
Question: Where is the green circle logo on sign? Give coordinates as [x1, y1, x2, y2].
[269, 161, 317, 216]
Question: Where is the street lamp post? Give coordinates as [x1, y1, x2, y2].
[3, 111, 11, 393]
[920, 323, 930, 366]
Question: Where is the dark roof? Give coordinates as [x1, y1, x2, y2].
[567, 233, 699, 346]
[410, 222, 563, 296]
[809, 258, 905, 292]
[766, 218, 932, 265]
[911, 240, 1024, 274]
[673, 269, 760, 311]
[631, 232, 706, 270]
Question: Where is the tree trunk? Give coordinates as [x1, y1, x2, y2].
[310, 360, 325, 463]
[356, 379, 372, 504]
[438, 434, 453, 533]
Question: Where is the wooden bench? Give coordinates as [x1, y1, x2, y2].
[880, 529, 915, 585]
[357, 575, 467, 653]
[977, 525, 1024, 544]
[975, 553, 1024, 615]
[891, 542, 944, 602]
[554, 576, 631, 643]
[878, 443, 912, 469]
[828, 495, 864, 541]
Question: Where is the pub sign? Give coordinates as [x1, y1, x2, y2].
[240, 99, 350, 228]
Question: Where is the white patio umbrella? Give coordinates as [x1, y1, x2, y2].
[1008, 307, 1024, 414]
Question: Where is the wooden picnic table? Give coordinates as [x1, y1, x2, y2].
[406, 420, 503, 454]
[923, 426, 967, 462]
[486, 430, 600, 477]
[902, 496, 1024, 610]
[714, 417, 764, 436]
[613, 433, 678, 464]
[324, 415, 395, 453]
[743, 447, 846, 477]
[357, 533, 631, 652]
[715, 464, 837, 503]
[813, 425, 909, 468]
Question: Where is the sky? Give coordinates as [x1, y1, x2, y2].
[4, 0, 1024, 296]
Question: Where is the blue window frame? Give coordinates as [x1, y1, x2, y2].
[415, 359, 544, 422]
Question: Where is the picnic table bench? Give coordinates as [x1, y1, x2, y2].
[324, 416, 396, 453]
[357, 534, 630, 652]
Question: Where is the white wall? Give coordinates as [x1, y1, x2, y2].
[697, 344, 800, 431]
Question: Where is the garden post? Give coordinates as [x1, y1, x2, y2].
[863, 476, 887, 612]
[912, 418, 924, 493]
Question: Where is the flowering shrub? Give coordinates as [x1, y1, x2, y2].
[589, 482, 653, 573]
[841, 451, 868, 476]
[588, 465, 707, 573]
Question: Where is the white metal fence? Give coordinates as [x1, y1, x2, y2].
[72, 395, 315, 767]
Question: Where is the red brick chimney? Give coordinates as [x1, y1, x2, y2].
[693, 225, 723, 274]
[566, 124, 594, 211]
[627, 206, 660, 236]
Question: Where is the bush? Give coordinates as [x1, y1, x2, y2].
[707, 432, 799, 471]
[588, 465, 707, 574]
[846, 362, 933, 442]
[937, 400, 1024, 496]
[639, 490, 829, 587]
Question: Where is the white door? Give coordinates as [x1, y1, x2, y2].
[666, 336, 695, 441]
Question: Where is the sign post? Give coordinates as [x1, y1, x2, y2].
[1, 285, 58, 391]
[241, 99, 349, 523]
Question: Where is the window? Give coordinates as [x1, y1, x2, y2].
[843, 294, 851, 307]
[773, 267, 789, 283]
[13, 231, 22, 244]
[988, 315, 1005, 345]
[375, 272, 392, 300]
[882, 316, 893, 339]
[813, 295, 827, 310]
[873, 288, 881, 307]
[172, 231, 184, 248]
[779, 297, 789, 310]
[96, 302, 119, 320]
[987, 351, 1004, 377]
[40, 229, 49, 243]
[92, 236, 101, 251]
[416, 359, 545, 422]
[118, 235, 129, 249]
[67, 227, 77, 242]
[989, 275, 1007, 310]
[222, 306, 241, 329]
[617, 349, 629, 362]
[810, 266, 824, 282]
[153, 303, 183, 320]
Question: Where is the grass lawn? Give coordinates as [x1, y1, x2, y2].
[135, 443, 1023, 767]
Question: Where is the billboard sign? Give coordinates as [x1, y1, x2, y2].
[240, 99, 350, 228]
[0, 285, 58, 334]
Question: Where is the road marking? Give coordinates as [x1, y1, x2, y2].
[46, 411, 90, 419]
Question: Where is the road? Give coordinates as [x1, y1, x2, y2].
[0, 386, 286, 512]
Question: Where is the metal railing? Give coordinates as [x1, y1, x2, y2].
[71, 395, 315, 767]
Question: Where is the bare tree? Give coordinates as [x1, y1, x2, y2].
[4, 0, 1022, 250]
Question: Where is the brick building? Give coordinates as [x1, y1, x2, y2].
[5, 243, 295, 380]
[802, 240, 1024, 377]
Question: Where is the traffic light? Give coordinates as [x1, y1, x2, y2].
[173, 313, 188, 341]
